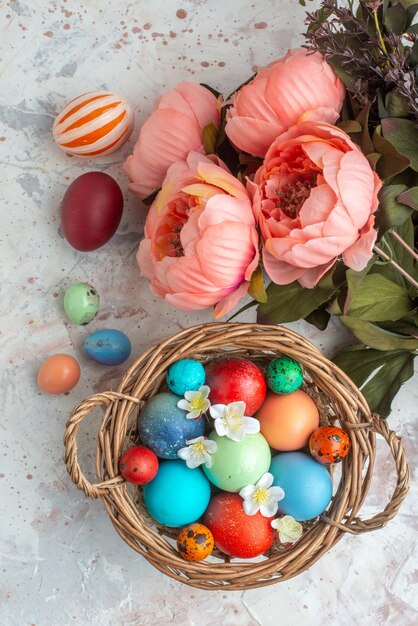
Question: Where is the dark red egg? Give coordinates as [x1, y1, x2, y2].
[205, 357, 266, 416]
[119, 446, 159, 485]
[309, 426, 350, 464]
[204, 493, 274, 558]
[60, 172, 123, 251]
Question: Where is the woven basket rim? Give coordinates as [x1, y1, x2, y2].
[64, 322, 409, 590]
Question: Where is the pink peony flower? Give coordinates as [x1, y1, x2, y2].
[138, 152, 259, 316]
[225, 48, 345, 158]
[247, 121, 382, 288]
[124, 82, 221, 199]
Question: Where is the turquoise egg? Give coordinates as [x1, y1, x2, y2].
[166, 359, 206, 396]
[83, 329, 131, 366]
[143, 460, 211, 527]
[138, 392, 205, 459]
[266, 357, 303, 394]
[203, 432, 271, 492]
[270, 452, 332, 521]
[64, 282, 100, 325]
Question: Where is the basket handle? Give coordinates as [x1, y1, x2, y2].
[323, 414, 409, 535]
[63, 391, 139, 499]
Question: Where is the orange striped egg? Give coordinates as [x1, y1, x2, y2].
[53, 91, 134, 157]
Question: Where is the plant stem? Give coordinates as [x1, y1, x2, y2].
[390, 230, 418, 261]
[373, 9, 388, 55]
[374, 245, 418, 290]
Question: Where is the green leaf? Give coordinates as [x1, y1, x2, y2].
[333, 346, 415, 417]
[384, 3, 406, 34]
[142, 189, 159, 206]
[373, 125, 410, 179]
[305, 306, 331, 331]
[411, 40, 418, 66]
[406, 23, 418, 33]
[398, 186, 418, 210]
[355, 105, 374, 155]
[345, 274, 413, 321]
[400, 0, 418, 10]
[375, 184, 412, 233]
[339, 316, 418, 350]
[374, 218, 417, 295]
[199, 83, 222, 99]
[366, 152, 381, 170]
[385, 91, 411, 118]
[248, 266, 268, 303]
[202, 122, 219, 155]
[257, 280, 336, 325]
[378, 310, 418, 336]
[382, 118, 418, 172]
[337, 120, 362, 134]
[326, 57, 359, 92]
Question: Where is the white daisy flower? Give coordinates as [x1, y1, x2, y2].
[177, 436, 217, 469]
[271, 515, 303, 544]
[209, 401, 260, 442]
[239, 472, 285, 517]
[177, 385, 211, 419]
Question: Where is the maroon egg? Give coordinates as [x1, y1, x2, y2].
[60, 172, 123, 251]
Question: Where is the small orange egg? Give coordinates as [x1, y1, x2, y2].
[256, 390, 319, 451]
[177, 523, 214, 562]
[37, 354, 80, 394]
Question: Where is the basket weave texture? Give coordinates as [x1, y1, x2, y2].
[64, 323, 409, 590]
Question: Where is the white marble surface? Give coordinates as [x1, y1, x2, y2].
[1, 0, 417, 624]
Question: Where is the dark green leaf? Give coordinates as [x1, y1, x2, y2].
[378, 310, 418, 336]
[355, 105, 374, 155]
[199, 83, 222, 99]
[326, 57, 359, 92]
[337, 120, 362, 134]
[366, 152, 381, 170]
[400, 0, 418, 10]
[257, 280, 336, 325]
[305, 306, 331, 331]
[384, 3, 406, 34]
[345, 274, 413, 321]
[142, 189, 159, 206]
[398, 186, 418, 210]
[339, 316, 418, 350]
[411, 40, 418, 66]
[248, 266, 268, 303]
[385, 91, 411, 118]
[374, 218, 417, 295]
[202, 122, 219, 155]
[373, 125, 410, 179]
[382, 118, 418, 172]
[406, 23, 418, 33]
[375, 184, 412, 234]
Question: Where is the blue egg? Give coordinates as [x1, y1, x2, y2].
[166, 359, 205, 396]
[143, 460, 211, 527]
[83, 329, 131, 366]
[270, 452, 332, 521]
[138, 392, 205, 459]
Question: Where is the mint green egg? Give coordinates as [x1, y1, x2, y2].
[203, 431, 271, 492]
[64, 282, 100, 325]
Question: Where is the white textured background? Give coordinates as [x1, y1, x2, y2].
[0, 0, 417, 624]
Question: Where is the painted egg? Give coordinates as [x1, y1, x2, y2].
[53, 91, 134, 157]
[256, 390, 319, 451]
[138, 392, 206, 459]
[203, 431, 271, 492]
[63, 282, 100, 325]
[205, 357, 267, 416]
[309, 426, 351, 464]
[177, 523, 214, 561]
[119, 446, 159, 485]
[83, 329, 131, 365]
[204, 493, 275, 558]
[166, 359, 205, 396]
[61, 172, 123, 251]
[37, 354, 80, 394]
[143, 460, 211, 527]
[270, 452, 332, 521]
[266, 356, 303, 394]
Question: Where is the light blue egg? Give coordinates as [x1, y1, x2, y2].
[270, 452, 332, 521]
[166, 359, 205, 396]
[138, 392, 205, 459]
[143, 460, 211, 527]
[83, 329, 131, 366]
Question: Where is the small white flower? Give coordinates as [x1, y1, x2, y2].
[209, 401, 260, 442]
[239, 472, 285, 517]
[177, 385, 211, 419]
[271, 515, 303, 544]
[177, 436, 217, 469]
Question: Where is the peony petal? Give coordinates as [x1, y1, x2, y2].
[195, 161, 251, 201]
[159, 82, 220, 130]
[337, 149, 376, 230]
[297, 260, 336, 288]
[342, 215, 377, 271]
[231, 77, 280, 123]
[299, 183, 336, 228]
[213, 281, 250, 318]
[243, 499, 260, 516]
[199, 195, 255, 229]
[225, 115, 284, 158]
[262, 248, 307, 285]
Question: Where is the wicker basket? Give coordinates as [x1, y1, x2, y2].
[64, 322, 409, 590]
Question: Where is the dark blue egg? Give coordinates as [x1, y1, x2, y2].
[138, 392, 206, 459]
[83, 329, 131, 366]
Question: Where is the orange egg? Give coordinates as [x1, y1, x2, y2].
[177, 523, 214, 561]
[37, 354, 81, 394]
[256, 390, 319, 451]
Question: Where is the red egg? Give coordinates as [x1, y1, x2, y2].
[205, 357, 266, 416]
[61, 172, 123, 251]
[204, 493, 274, 558]
[119, 446, 159, 485]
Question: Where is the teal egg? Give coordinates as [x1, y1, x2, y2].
[138, 392, 205, 459]
[203, 432, 271, 492]
[63, 282, 100, 325]
[269, 452, 332, 521]
[266, 357, 303, 394]
[143, 460, 211, 527]
[166, 359, 205, 396]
